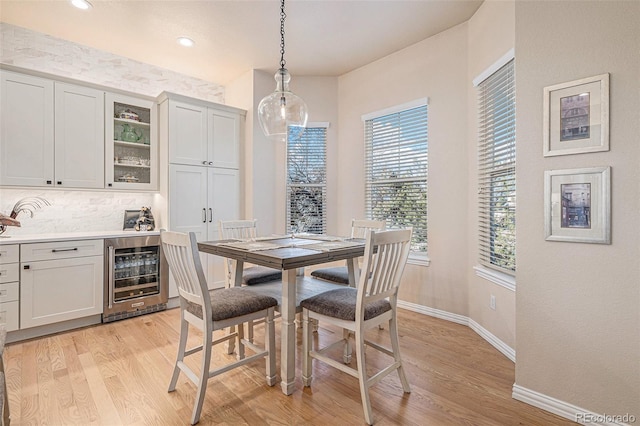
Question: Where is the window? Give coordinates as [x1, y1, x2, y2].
[286, 124, 327, 234]
[363, 100, 428, 253]
[477, 58, 516, 274]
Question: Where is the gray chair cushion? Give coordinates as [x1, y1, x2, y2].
[300, 287, 391, 321]
[310, 266, 350, 285]
[187, 287, 278, 322]
[243, 265, 282, 285]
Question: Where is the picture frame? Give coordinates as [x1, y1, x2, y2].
[123, 210, 140, 231]
[543, 73, 609, 157]
[544, 167, 611, 244]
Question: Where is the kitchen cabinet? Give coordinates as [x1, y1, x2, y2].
[105, 93, 158, 190]
[0, 245, 19, 332]
[168, 164, 239, 292]
[20, 239, 103, 329]
[161, 93, 241, 169]
[0, 70, 105, 188]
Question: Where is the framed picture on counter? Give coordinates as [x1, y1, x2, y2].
[123, 210, 139, 231]
[543, 73, 609, 157]
[544, 167, 611, 244]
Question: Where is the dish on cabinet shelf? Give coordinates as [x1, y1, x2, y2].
[117, 175, 140, 183]
[117, 109, 139, 121]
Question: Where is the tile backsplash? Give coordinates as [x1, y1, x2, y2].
[0, 189, 156, 235]
[0, 22, 224, 103]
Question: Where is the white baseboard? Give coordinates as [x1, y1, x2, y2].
[512, 385, 635, 426]
[397, 300, 515, 361]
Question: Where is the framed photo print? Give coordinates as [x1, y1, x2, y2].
[544, 167, 611, 244]
[123, 210, 139, 231]
[543, 73, 609, 157]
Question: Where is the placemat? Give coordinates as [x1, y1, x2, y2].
[302, 241, 364, 252]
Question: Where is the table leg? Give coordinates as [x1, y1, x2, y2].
[280, 268, 297, 395]
[226, 260, 245, 355]
[346, 257, 360, 288]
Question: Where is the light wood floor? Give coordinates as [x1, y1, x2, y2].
[4, 307, 576, 425]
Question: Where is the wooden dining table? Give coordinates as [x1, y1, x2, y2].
[198, 235, 365, 395]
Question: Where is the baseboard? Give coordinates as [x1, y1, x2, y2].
[396, 300, 515, 362]
[512, 385, 635, 425]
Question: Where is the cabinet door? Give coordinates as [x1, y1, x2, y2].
[55, 83, 105, 188]
[20, 255, 103, 329]
[168, 100, 208, 166]
[208, 108, 240, 169]
[0, 71, 54, 187]
[105, 93, 158, 190]
[206, 167, 240, 289]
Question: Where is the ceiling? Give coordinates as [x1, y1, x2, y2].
[0, 0, 483, 85]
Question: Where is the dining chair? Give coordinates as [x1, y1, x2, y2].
[161, 231, 278, 425]
[219, 219, 282, 286]
[301, 228, 413, 425]
[310, 218, 386, 285]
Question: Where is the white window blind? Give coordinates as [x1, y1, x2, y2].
[287, 126, 327, 234]
[478, 59, 516, 274]
[364, 104, 428, 252]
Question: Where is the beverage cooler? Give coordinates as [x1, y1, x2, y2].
[103, 235, 168, 322]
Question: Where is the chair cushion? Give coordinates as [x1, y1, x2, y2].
[310, 266, 350, 285]
[186, 287, 278, 322]
[300, 287, 391, 321]
[243, 265, 282, 285]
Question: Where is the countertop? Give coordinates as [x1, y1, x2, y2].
[0, 230, 161, 245]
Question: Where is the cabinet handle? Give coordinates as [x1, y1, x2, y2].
[108, 183, 113, 187]
[208, 161, 213, 166]
[202, 161, 208, 165]
[202, 208, 207, 223]
[46, 180, 53, 185]
[23, 265, 30, 270]
[52, 248, 78, 253]
[208, 208, 212, 223]
[57, 181, 62, 185]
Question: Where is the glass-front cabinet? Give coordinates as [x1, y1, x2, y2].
[105, 93, 158, 190]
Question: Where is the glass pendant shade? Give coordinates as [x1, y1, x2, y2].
[258, 68, 308, 141]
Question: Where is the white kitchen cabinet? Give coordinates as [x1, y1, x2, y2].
[20, 239, 103, 329]
[161, 93, 241, 169]
[105, 92, 158, 190]
[0, 70, 105, 188]
[169, 164, 239, 293]
[0, 245, 20, 331]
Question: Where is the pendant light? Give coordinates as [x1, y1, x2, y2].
[257, 0, 308, 141]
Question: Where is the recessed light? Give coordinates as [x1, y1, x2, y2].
[71, 0, 92, 10]
[177, 37, 195, 47]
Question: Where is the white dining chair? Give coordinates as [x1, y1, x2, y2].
[310, 218, 386, 285]
[161, 231, 278, 425]
[301, 228, 413, 425]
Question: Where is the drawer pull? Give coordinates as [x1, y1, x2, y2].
[52, 248, 79, 253]
[23, 265, 30, 270]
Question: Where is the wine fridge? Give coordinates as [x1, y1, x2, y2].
[103, 234, 168, 322]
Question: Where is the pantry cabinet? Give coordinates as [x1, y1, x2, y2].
[0, 71, 105, 188]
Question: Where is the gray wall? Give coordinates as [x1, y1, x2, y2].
[515, 0, 639, 417]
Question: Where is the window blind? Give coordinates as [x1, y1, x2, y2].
[364, 104, 428, 252]
[287, 126, 327, 234]
[478, 59, 516, 274]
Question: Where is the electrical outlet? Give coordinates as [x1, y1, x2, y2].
[490, 295, 496, 310]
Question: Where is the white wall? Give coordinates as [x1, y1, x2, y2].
[338, 23, 470, 316]
[514, 0, 639, 419]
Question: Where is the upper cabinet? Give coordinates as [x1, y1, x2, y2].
[161, 94, 242, 169]
[1, 71, 106, 189]
[105, 93, 158, 190]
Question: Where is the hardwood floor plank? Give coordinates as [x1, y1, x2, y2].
[3, 308, 577, 425]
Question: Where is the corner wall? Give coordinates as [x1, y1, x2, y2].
[514, 0, 640, 418]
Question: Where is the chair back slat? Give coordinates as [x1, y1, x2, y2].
[161, 231, 211, 311]
[350, 219, 386, 239]
[219, 219, 260, 287]
[357, 228, 412, 318]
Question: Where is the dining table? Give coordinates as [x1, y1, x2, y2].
[198, 234, 365, 395]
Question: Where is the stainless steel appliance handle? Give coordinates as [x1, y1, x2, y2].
[108, 245, 115, 309]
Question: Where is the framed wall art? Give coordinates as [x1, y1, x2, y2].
[544, 167, 610, 244]
[543, 73, 609, 157]
[123, 210, 140, 231]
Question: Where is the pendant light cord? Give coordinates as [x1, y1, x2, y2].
[279, 0, 286, 69]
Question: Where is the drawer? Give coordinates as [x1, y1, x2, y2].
[21, 239, 103, 262]
[0, 301, 19, 332]
[0, 245, 19, 264]
[0, 282, 18, 303]
[0, 263, 18, 284]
